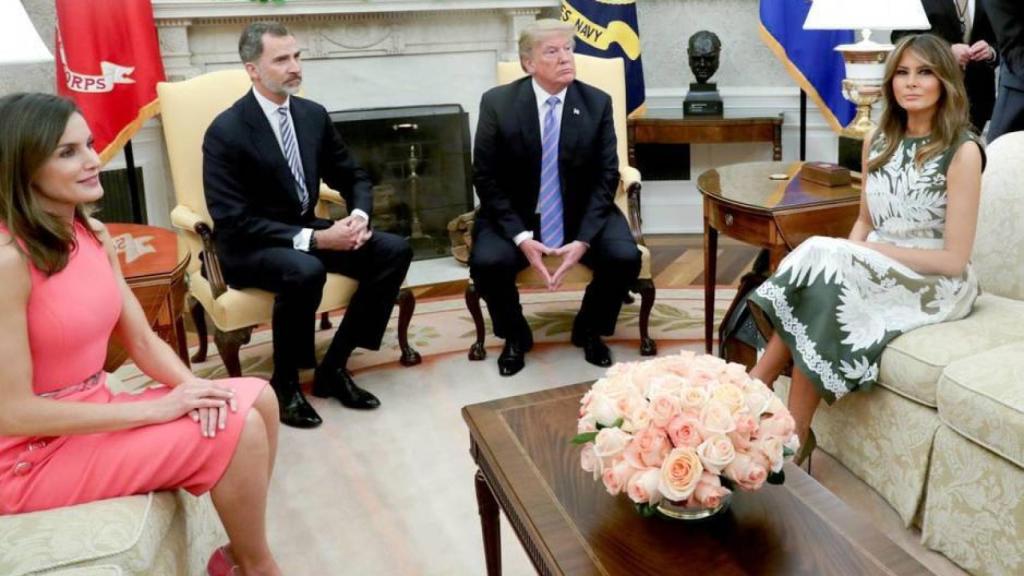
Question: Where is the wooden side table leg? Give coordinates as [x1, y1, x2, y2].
[704, 216, 718, 354]
[475, 469, 501, 576]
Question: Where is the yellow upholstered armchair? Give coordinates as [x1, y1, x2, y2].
[465, 54, 656, 360]
[158, 70, 421, 376]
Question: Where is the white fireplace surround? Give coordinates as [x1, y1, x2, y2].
[125, 0, 835, 236]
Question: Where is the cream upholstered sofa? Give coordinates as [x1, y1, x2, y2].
[0, 376, 223, 576]
[783, 132, 1024, 575]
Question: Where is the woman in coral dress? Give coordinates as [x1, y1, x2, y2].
[747, 34, 985, 464]
[0, 93, 282, 576]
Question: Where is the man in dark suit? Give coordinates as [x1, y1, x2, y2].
[203, 22, 412, 428]
[893, 0, 998, 133]
[470, 19, 641, 376]
[983, 0, 1024, 141]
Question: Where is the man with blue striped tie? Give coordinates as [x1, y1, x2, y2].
[203, 22, 413, 428]
[470, 19, 642, 376]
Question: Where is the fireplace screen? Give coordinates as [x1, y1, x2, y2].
[329, 104, 473, 260]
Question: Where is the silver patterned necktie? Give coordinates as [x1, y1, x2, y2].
[277, 106, 310, 211]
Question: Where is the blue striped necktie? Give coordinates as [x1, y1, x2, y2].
[277, 106, 310, 212]
[539, 95, 564, 248]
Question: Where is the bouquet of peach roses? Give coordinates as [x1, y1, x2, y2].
[573, 351, 800, 517]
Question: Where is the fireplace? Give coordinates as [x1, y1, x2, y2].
[330, 104, 473, 260]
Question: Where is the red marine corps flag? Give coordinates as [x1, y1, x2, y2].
[55, 0, 165, 163]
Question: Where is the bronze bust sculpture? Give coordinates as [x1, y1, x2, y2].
[688, 30, 721, 84]
[684, 30, 723, 116]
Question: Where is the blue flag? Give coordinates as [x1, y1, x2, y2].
[561, 0, 646, 116]
[759, 0, 854, 132]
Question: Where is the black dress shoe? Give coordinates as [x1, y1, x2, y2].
[575, 334, 612, 367]
[497, 338, 527, 376]
[277, 389, 323, 429]
[312, 367, 381, 410]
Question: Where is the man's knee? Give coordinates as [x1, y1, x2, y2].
[371, 232, 413, 271]
[280, 257, 327, 293]
[601, 243, 642, 279]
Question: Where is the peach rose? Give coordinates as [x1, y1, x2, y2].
[764, 394, 787, 417]
[678, 385, 710, 413]
[593, 427, 632, 465]
[601, 458, 638, 496]
[667, 413, 703, 448]
[696, 434, 737, 474]
[724, 452, 768, 491]
[693, 472, 731, 509]
[658, 447, 704, 501]
[592, 376, 630, 401]
[622, 403, 652, 433]
[646, 374, 686, 399]
[577, 413, 598, 434]
[721, 362, 751, 388]
[626, 468, 663, 505]
[700, 400, 737, 436]
[729, 413, 758, 451]
[624, 427, 671, 469]
[711, 383, 746, 414]
[649, 392, 681, 428]
[759, 411, 796, 440]
[580, 443, 603, 480]
[742, 386, 773, 418]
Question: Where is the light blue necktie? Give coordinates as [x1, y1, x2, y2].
[277, 106, 310, 212]
[539, 95, 564, 248]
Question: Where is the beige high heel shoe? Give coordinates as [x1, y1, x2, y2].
[794, 429, 817, 468]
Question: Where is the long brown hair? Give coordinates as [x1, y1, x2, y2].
[867, 34, 971, 172]
[0, 93, 98, 275]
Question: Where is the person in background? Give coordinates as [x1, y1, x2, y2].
[0, 93, 282, 576]
[892, 0, 998, 134]
[469, 19, 641, 376]
[982, 0, 1024, 141]
[203, 21, 413, 428]
[746, 35, 985, 466]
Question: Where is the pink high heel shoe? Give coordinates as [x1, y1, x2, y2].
[207, 546, 240, 576]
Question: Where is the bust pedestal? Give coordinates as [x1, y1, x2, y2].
[684, 82, 723, 116]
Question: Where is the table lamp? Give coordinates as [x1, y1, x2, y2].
[0, 0, 53, 65]
[804, 0, 929, 169]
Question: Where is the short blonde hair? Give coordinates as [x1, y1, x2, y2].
[518, 19, 575, 61]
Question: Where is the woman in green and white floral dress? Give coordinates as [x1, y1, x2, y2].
[747, 34, 986, 464]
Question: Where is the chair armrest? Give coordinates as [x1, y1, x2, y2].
[318, 184, 346, 207]
[617, 166, 644, 245]
[170, 205, 229, 299]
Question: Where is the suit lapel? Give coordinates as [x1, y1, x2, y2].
[559, 82, 580, 169]
[241, 92, 304, 209]
[516, 79, 542, 172]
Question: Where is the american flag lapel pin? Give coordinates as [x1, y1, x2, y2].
[573, 107, 580, 116]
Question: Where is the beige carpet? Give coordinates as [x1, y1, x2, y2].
[114, 287, 966, 575]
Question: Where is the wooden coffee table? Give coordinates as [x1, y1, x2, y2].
[463, 383, 932, 575]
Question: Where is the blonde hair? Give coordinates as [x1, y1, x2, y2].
[518, 19, 575, 62]
[868, 34, 971, 172]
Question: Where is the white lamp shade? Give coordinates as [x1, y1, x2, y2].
[0, 0, 53, 65]
[804, 0, 930, 31]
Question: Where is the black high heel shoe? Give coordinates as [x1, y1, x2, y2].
[794, 429, 817, 469]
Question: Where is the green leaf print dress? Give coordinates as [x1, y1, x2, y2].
[747, 130, 983, 404]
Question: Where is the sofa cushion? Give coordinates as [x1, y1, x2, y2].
[878, 293, 1024, 407]
[937, 342, 1024, 469]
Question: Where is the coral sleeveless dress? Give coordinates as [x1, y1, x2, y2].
[0, 221, 266, 515]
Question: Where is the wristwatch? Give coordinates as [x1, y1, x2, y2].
[309, 231, 318, 251]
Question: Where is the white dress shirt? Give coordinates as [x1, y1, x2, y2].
[512, 80, 569, 246]
[251, 87, 368, 251]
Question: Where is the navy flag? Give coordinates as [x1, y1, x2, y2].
[561, 0, 646, 116]
[759, 0, 854, 132]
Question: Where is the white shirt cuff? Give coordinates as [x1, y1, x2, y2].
[513, 231, 533, 246]
[294, 228, 314, 251]
[350, 209, 369, 222]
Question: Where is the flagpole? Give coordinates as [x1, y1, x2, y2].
[799, 90, 807, 161]
[123, 140, 144, 224]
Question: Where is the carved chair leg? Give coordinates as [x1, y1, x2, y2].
[397, 288, 422, 366]
[189, 296, 209, 363]
[319, 311, 333, 330]
[465, 282, 487, 361]
[213, 326, 253, 378]
[637, 279, 657, 356]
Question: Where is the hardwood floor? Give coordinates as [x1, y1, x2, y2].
[411, 233, 760, 299]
